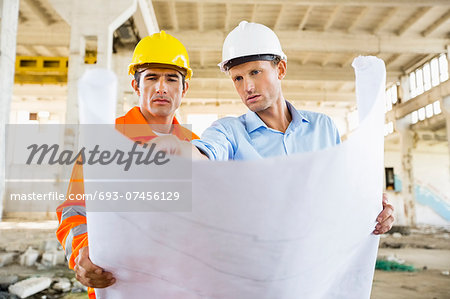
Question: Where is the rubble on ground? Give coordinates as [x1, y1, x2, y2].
[19, 248, 39, 267]
[0, 238, 87, 298]
[379, 225, 450, 250]
[8, 277, 52, 298]
[52, 278, 71, 292]
[0, 253, 16, 268]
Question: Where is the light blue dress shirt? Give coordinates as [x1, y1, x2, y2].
[192, 101, 341, 160]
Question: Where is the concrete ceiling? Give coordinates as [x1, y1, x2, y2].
[14, 0, 450, 122]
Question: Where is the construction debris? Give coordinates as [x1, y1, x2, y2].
[0, 236, 87, 298]
[375, 259, 416, 272]
[8, 277, 52, 298]
[0, 253, 15, 268]
[41, 250, 66, 268]
[18, 247, 39, 267]
[52, 277, 71, 292]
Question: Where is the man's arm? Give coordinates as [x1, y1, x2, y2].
[56, 161, 115, 289]
[151, 135, 209, 159]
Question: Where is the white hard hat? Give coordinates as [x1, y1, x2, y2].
[219, 21, 287, 72]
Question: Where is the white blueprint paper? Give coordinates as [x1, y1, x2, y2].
[81, 56, 386, 299]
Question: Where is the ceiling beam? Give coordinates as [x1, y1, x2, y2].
[251, 4, 258, 22]
[168, 0, 179, 31]
[179, 102, 248, 116]
[274, 4, 285, 30]
[133, 0, 159, 37]
[191, 64, 402, 82]
[340, 55, 355, 68]
[23, 0, 56, 26]
[180, 101, 351, 117]
[224, 3, 231, 31]
[197, 2, 204, 31]
[15, 45, 38, 56]
[18, 11, 28, 24]
[322, 5, 341, 31]
[185, 88, 357, 103]
[175, 30, 450, 54]
[385, 53, 401, 66]
[421, 9, 450, 37]
[200, 50, 205, 67]
[321, 53, 333, 66]
[31, 45, 57, 56]
[396, 7, 431, 36]
[411, 115, 446, 132]
[301, 53, 311, 65]
[55, 46, 69, 56]
[298, 6, 313, 30]
[152, 0, 450, 6]
[372, 7, 398, 34]
[347, 6, 369, 32]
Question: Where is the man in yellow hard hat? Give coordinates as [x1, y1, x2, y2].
[56, 31, 198, 298]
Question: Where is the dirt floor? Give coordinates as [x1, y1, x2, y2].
[372, 227, 450, 299]
[0, 220, 449, 298]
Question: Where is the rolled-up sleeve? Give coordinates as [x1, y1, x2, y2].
[191, 120, 235, 161]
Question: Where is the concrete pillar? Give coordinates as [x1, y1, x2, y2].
[0, 0, 19, 220]
[396, 117, 417, 226]
[111, 50, 134, 117]
[49, 0, 141, 125]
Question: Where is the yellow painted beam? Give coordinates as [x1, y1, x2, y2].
[14, 55, 97, 84]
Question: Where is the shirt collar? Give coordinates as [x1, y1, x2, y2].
[286, 101, 310, 128]
[245, 100, 310, 133]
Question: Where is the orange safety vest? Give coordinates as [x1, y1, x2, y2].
[56, 106, 199, 298]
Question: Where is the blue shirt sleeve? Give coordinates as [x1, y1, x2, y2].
[191, 119, 236, 161]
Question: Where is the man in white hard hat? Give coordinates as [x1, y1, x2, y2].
[159, 21, 394, 234]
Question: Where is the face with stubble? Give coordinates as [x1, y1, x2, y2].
[132, 68, 188, 121]
[229, 60, 286, 113]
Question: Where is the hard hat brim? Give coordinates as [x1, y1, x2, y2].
[129, 62, 193, 80]
[219, 54, 281, 72]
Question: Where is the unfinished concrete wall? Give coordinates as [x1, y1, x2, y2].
[385, 143, 450, 227]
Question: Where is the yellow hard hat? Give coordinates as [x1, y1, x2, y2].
[128, 30, 193, 80]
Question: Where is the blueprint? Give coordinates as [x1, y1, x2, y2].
[80, 56, 386, 299]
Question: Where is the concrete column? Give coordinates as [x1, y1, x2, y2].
[0, 0, 19, 220]
[49, 0, 142, 125]
[111, 50, 134, 117]
[397, 117, 417, 226]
